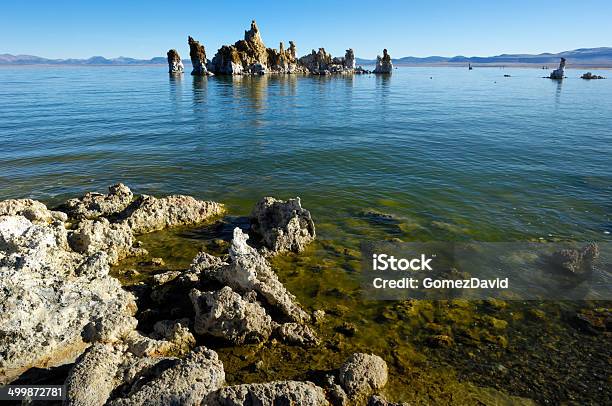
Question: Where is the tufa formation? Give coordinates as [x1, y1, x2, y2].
[166, 49, 184, 74]
[181, 20, 389, 76]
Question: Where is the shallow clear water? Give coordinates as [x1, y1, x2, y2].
[1, 66, 611, 403]
[1, 66, 611, 242]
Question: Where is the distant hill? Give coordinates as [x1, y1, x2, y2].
[0, 54, 167, 65]
[356, 47, 612, 67]
[2, 48, 611, 67]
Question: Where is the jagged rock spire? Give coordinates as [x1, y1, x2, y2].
[188, 36, 209, 76]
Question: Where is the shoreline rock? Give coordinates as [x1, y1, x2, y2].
[250, 196, 316, 254]
[339, 353, 389, 402]
[118, 194, 224, 234]
[204, 381, 329, 405]
[66, 344, 225, 406]
[0, 214, 137, 384]
[0, 198, 67, 223]
[1, 185, 400, 405]
[190, 286, 274, 344]
[205, 227, 312, 323]
[60, 183, 134, 221]
[0, 185, 224, 384]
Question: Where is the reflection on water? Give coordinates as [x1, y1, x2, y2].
[191, 75, 208, 106]
[168, 73, 183, 108]
[554, 78, 563, 108]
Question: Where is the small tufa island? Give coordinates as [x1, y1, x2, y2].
[167, 20, 392, 76]
[548, 57, 566, 79]
[581, 72, 606, 80]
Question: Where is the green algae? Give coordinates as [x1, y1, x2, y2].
[110, 207, 611, 405]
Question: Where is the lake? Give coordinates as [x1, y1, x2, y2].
[1, 65, 611, 403]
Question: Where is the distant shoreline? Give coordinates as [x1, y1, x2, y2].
[1, 63, 611, 69]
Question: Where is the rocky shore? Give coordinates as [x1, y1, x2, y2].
[168, 20, 392, 76]
[0, 184, 397, 405]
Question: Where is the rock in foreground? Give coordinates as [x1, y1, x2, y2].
[200, 227, 312, 323]
[66, 345, 224, 406]
[339, 353, 389, 401]
[0, 214, 136, 384]
[60, 183, 134, 220]
[190, 286, 273, 344]
[119, 194, 224, 234]
[204, 381, 329, 405]
[0, 198, 67, 223]
[250, 196, 315, 254]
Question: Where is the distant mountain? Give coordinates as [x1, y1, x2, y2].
[0, 54, 167, 65]
[356, 47, 612, 67]
[2, 48, 611, 67]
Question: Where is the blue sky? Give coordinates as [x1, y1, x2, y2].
[2, 0, 610, 59]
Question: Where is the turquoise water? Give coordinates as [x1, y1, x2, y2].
[2, 66, 612, 403]
[1, 65, 610, 242]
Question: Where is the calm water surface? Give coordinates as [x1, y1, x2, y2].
[1, 65, 611, 403]
[1, 65, 611, 241]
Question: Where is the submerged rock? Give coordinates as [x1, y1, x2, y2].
[550, 243, 599, 278]
[275, 322, 319, 346]
[368, 395, 409, 406]
[355, 66, 372, 74]
[250, 196, 315, 254]
[374, 49, 393, 74]
[338, 353, 388, 401]
[60, 183, 134, 220]
[188, 36, 210, 76]
[0, 215, 136, 384]
[573, 307, 611, 334]
[190, 286, 273, 344]
[549, 57, 566, 79]
[203, 381, 329, 405]
[166, 49, 184, 74]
